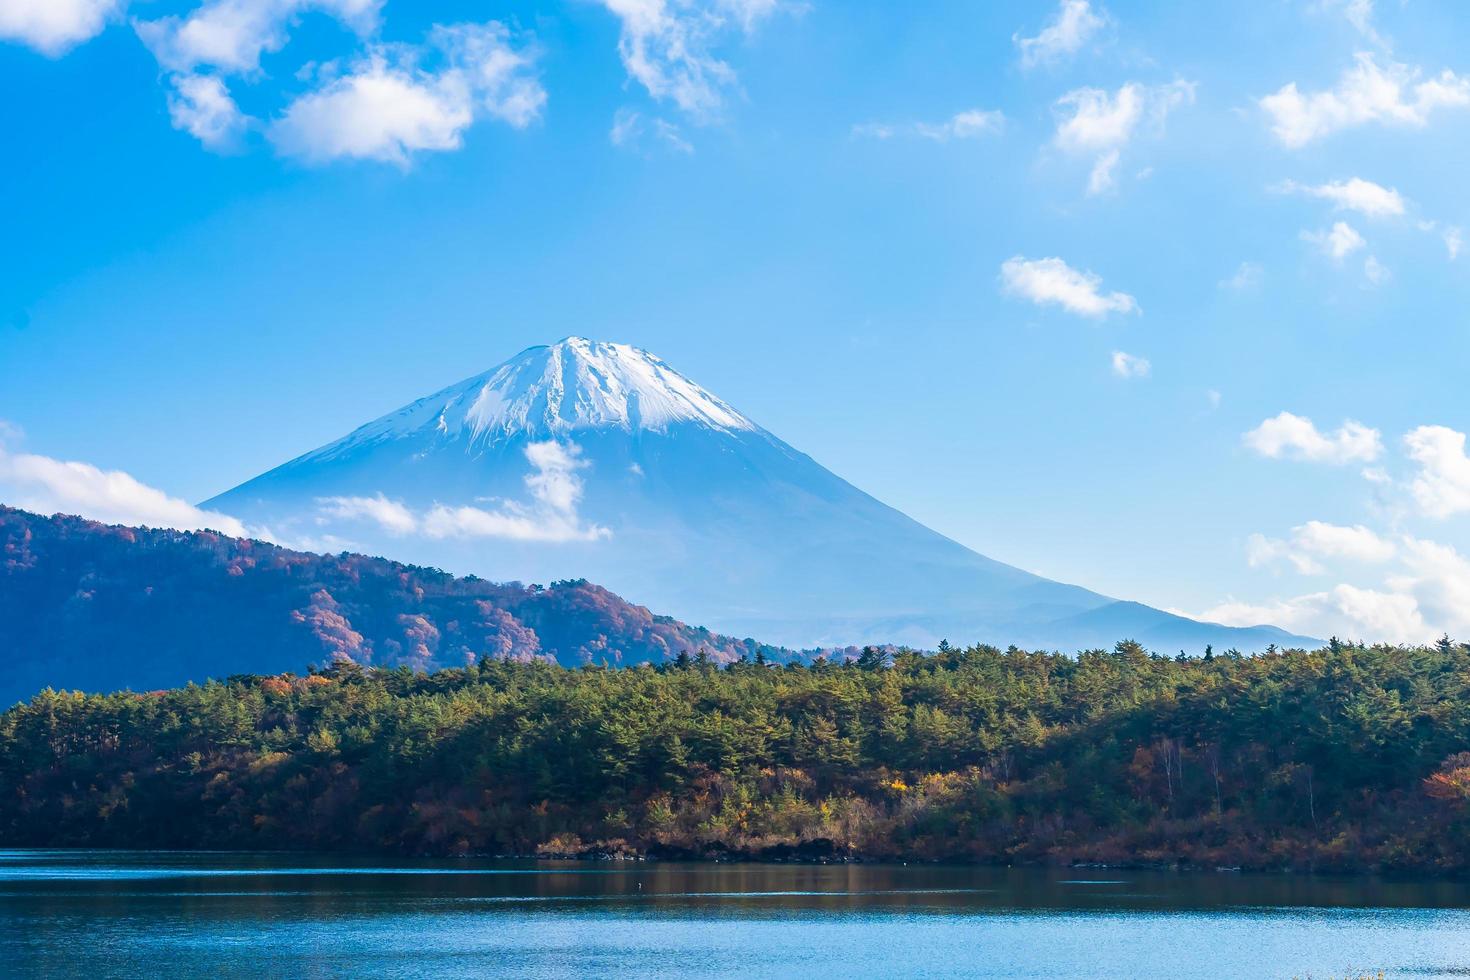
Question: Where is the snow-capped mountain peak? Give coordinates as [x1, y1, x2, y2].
[324, 337, 757, 455]
[209, 337, 1316, 654]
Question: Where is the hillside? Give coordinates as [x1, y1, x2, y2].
[0, 506, 784, 704]
[4, 642, 1469, 873]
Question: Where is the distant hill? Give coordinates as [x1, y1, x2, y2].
[204, 337, 1318, 652]
[0, 507, 785, 704]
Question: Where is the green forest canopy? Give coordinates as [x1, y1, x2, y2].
[5, 638, 1470, 872]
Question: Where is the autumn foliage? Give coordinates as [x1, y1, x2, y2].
[5, 640, 1470, 873]
[0, 506, 785, 702]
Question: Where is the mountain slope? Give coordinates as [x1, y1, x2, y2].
[206, 338, 1315, 652]
[0, 506, 785, 704]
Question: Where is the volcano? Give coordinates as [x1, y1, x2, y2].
[205, 338, 1313, 652]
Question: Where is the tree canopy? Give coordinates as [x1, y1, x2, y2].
[5, 639, 1470, 872]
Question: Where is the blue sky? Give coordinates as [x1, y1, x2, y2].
[5, 0, 1470, 642]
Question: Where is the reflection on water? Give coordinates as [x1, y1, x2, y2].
[3, 850, 1469, 978]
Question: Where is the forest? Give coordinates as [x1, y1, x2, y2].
[0, 506, 794, 703]
[5, 638, 1470, 873]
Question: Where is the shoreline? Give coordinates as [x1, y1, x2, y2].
[10, 843, 1469, 883]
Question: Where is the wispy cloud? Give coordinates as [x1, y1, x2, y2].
[316, 493, 418, 535]
[1300, 220, 1366, 260]
[135, 0, 382, 75]
[1110, 350, 1150, 379]
[1219, 261, 1264, 291]
[1444, 227, 1464, 260]
[166, 73, 248, 150]
[1274, 177, 1405, 217]
[1053, 80, 1195, 194]
[1014, 0, 1106, 69]
[593, 0, 785, 118]
[1319, 0, 1389, 49]
[852, 108, 1003, 143]
[1000, 256, 1138, 318]
[609, 107, 693, 154]
[317, 440, 610, 543]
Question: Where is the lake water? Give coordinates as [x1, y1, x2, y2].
[3, 850, 1470, 978]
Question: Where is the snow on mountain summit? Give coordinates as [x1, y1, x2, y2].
[327, 337, 757, 454]
[208, 336, 1318, 653]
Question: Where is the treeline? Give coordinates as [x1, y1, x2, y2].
[5, 640, 1470, 872]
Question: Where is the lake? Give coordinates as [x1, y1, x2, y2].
[3, 850, 1469, 978]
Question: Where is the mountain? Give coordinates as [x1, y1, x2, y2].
[205, 337, 1315, 652]
[0, 506, 790, 704]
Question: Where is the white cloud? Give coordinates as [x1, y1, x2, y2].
[167, 73, 249, 149]
[849, 122, 894, 140]
[1219, 261, 1264, 291]
[1444, 227, 1463, 260]
[1053, 80, 1197, 149]
[0, 440, 248, 536]
[718, 0, 780, 32]
[0, 0, 120, 56]
[650, 117, 693, 153]
[1087, 148, 1120, 195]
[1210, 531, 1470, 644]
[914, 109, 1004, 142]
[1362, 254, 1390, 285]
[1200, 585, 1426, 643]
[316, 493, 418, 535]
[271, 58, 470, 164]
[1110, 350, 1150, 379]
[1301, 220, 1366, 260]
[523, 440, 586, 513]
[1247, 532, 1324, 576]
[1207, 389, 1222, 408]
[1310, 583, 1427, 639]
[1216, 416, 1470, 644]
[609, 107, 693, 153]
[1276, 177, 1405, 217]
[1260, 52, 1470, 148]
[1014, 0, 1106, 68]
[610, 106, 643, 145]
[424, 437, 612, 540]
[1000, 256, 1138, 318]
[1054, 83, 1141, 151]
[1390, 537, 1470, 636]
[594, 0, 782, 117]
[1293, 521, 1397, 563]
[1327, 0, 1387, 48]
[1053, 80, 1195, 195]
[1243, 411, 1382, 464]
[269, 22, 543, 165]
[314, 440, 609, 543]
[1404, 425, 1470, 518]
[853, 108, 1004, 143]
[136, 0, 381, 75]
[1247, 521, 1397, 577]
